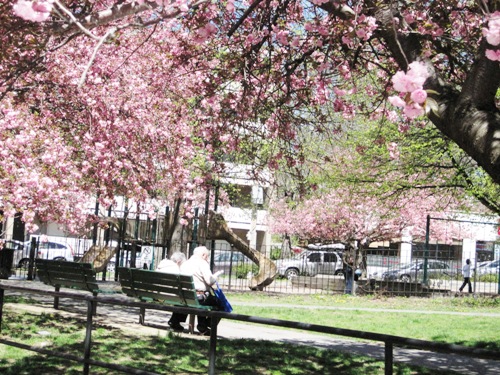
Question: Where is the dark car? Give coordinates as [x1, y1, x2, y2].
[382, 260, 452, 282]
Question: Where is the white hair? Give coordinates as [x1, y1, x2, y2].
[193, 246, 209, 257]
[170, 252, 186, 264]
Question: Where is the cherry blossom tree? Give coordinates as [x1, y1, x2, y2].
[1, 0, 499, 234]
[269, 187, 467, 246]
[268, 185, 474, 277]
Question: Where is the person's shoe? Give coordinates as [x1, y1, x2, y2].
[197, 325, 210, 336]
[168, 321, 184, 332]
[198, 328, 211, 336]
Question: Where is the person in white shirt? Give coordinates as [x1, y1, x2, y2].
[180, 246, 223, 335]
[459, 259, 473, 293]
[156, 252, 187, 331]
[157, 252, 186, 273]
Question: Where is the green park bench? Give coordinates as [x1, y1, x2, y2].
[36, 258, 102, 314]
[117, 267, 214, 333]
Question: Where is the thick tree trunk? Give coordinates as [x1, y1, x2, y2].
[207, 210, 277, 290]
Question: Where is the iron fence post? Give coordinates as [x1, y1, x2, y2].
[208, 316, 219, 375]
[385, 341, 393, 375]
[83, 299, 94, 375]
[423, 215, 430, 284]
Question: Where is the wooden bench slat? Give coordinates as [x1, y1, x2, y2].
[37, 260, 93, 269]
[38, 269, 97, 282]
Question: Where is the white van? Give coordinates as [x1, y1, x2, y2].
[13, 236, 74, 268]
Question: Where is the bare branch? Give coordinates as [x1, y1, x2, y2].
[78, 27, 117, 87]
[53, 0, 99, 40]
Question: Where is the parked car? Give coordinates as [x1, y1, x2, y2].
[12, 239, 74, 268]
[275, 250, 343, 279]
[477, 259, 499, 275]
[212, 250, 251, 274]
[382, 260, 452, 282]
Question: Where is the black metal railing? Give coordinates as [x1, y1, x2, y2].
[0, 282, 499, 375]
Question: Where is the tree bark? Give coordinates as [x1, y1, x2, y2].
[207, 210, 277, 290]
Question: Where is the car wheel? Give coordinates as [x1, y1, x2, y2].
[334, 269, 344, 276]
[284, 268, 300, 279]
[400, 274, 411, 283]
[18, 258, 30, 269]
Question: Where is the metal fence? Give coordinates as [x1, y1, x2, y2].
[1, 283, 499, 375]
[2, 234, 499, 297]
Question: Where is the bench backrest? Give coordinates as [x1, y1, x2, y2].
[117, 268, 210, 310]
[36, 259, 99, 293]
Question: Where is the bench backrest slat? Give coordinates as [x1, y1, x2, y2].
[117, 268, 210, 310]
[36, 259, 99, 293]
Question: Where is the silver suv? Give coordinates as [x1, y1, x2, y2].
[275, 250, 343, 279]
[381, 260, 452, 282]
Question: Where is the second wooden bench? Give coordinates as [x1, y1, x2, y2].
[36, 258, 102, 314]
[117, 267, 214, 333]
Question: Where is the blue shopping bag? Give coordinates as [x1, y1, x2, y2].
[212, 282, 233, 313]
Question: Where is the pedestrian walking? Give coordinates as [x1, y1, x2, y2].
[459, 259, 473, 293]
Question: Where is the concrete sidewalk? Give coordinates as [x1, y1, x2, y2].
[1, 279, 499, 375]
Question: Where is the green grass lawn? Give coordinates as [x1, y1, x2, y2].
[226, 293, 500, 350]
[0, 293, 498, 374]
[0, 309, 461, 375]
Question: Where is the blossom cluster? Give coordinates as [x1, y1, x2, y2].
[388, 61, 430, 119]
[269, 188, 465, 245]
[13, 0, 53, 22]
[12, 0, 192, 23]
[483, 11, 500, 61]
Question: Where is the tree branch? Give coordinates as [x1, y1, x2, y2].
[227, 0, 265, 37]
[78, 27, 117, 87]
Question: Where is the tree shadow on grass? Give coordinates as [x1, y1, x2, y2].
[0, 311, 461, 375]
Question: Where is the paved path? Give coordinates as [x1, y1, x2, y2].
[1, 279, 499, 375]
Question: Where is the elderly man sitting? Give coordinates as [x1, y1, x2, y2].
[156, 252, 187, 331]
[180, 246, 223, 335]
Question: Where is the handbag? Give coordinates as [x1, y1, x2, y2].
[212, 282, 233, 313]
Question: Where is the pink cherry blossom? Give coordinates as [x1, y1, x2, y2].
[483, 11, 500, 46]
[13, 0, 53, 22]
[410, 89, 427, 104]
[2, 0, 499, 233]
[391, 61, 430, 93]
[404, 102, 425, 119]
[388, 96, 406, 108]
[485, 49, 500, 61]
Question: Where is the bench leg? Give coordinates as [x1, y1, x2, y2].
[92, 293, 97, 316]
[188, 314, 196, 334]
[139, 306, 145, 325]
[54, 286, 60, 310]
